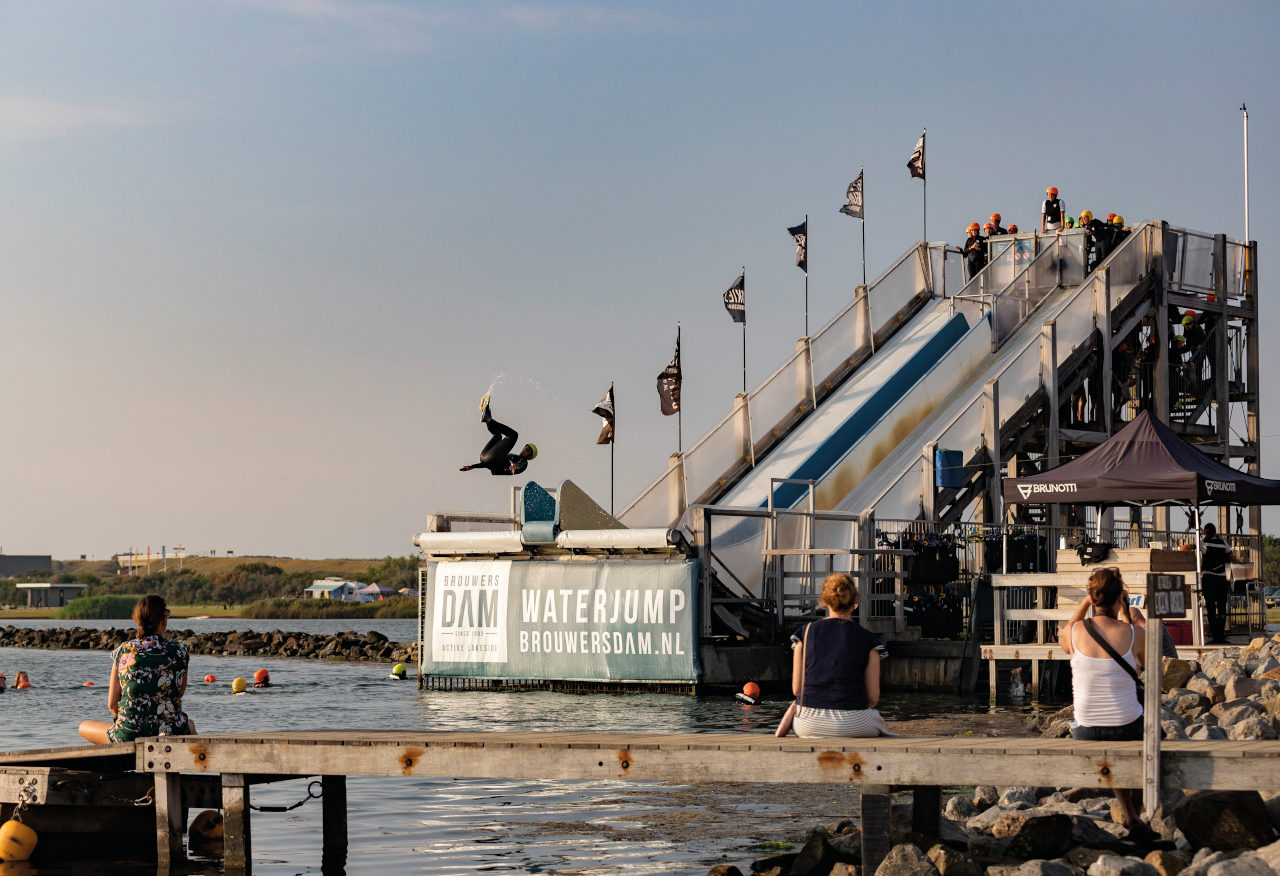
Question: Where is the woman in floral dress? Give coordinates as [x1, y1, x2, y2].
[79, 594, 196, 743]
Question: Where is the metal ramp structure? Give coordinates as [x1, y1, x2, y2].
[617, 223, 1260, 643]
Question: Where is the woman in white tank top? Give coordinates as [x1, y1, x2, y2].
[1058, 566, 1147, 833]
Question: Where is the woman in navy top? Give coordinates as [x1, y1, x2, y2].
[791, 572, 894, 737]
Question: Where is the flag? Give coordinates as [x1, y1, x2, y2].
[907, 132, 925, 180]
[722, 270, 745, 324]
[787, 220, 807, 274]
[592, 385, 615, 445]
[839, 172, 864, 219]
[656, 329, 681, 416]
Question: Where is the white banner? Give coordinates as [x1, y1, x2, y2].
[432, 560, 511, 663]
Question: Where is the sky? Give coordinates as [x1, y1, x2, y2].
[1, 1, 1278, 561]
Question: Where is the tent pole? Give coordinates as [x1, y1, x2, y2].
[1193, 507, 1205, 646]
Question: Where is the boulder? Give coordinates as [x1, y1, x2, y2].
[872, 842, 938, 876]
[944, 795, 977, 820]
[1224, 677, 1265, 701]
[1086, 855, 1159, 875]
[1173, 790, 1279, 851]
[1161, 719, 1188, 740]
[1252, 655, 1280, 678]
[1226, 715, 1278, 740]
[999, 787, 1040, 808]
[1142, 849, 1189, 876]
[1162, 658, 1194, 692]
[704, 867, 743, 876]
[987, 861, 1079, 876]
[748, 852, 796, 875]
[1167, 691, 1212, 722]
[789, 827, 837, 876]
[926, 842, 981, 876]
[1252, 837, 1280, 871]
[1003, 814, 1074, 860]
[1186, 723, 1228, 741]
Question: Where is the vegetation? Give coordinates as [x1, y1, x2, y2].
[57, 594, 148, 620]
[238, 596, 417, 619]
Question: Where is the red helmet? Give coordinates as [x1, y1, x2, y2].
[1106, 213, 1116, 222]
[990, 213, 1001, 223]
[967, 222, 981, 233]
[1046, 187, 1058, 196]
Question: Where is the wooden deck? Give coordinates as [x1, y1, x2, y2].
[8, 732, 1280, 873]
[131, 730, 1280, 874]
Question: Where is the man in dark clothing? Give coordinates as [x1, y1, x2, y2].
[988, 212, 1008, 235]
[460, 398, 537, 476]
[1200, 523, 1233, 644]
[1081, 209, 1111, 271]
[1041, 187, 1066, 232]
[962, 222, 987, 280]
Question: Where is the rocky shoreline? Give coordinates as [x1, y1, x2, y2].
[0, 625, 418, 665]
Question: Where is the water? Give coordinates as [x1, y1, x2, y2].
[0, 643, 1023, 875]
[3, 617, 420, 641]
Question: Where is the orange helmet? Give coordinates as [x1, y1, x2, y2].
[967, 222, 980, 233]
[1106, 213, 1116, 222]
[1008, 224, 1019, 233]
[983, 222, 995, 231]
[254, 668, 270, 683]
[1046, 186, 1058, 196]
[990, 213, 1001, 223]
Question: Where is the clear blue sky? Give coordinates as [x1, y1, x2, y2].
[1, 1, 1276, 560]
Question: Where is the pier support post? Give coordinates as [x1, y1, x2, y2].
[910, 785, 941, 838]
[859, 784, 892, 874]
[154, 771, 185, 871]
[223, 773, 252, 875]
[322, 775, 348, 874]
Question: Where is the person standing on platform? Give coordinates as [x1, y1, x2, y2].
[962, 222, 987, 280]
[1200, 523, 1233, 644]
[1041, 187, 1066, 232]
[988, 212, 1007, 235]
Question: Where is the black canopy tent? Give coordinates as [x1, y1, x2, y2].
[1003, 410, 1280, 508]
[1003, 410, 1280, 645]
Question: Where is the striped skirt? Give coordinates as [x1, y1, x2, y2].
[793, 706, 896, 738]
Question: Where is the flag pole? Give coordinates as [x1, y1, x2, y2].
[922, 128, 927, 243]
[859, 170, 867, 289]
[803, 217, 809, 339]
[610, 381, 615, 515]
[741, 267, 748, 395]
[1242, 103, 1250, 244]
[677, 322, 682, 454]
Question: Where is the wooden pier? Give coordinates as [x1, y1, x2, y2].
[7, 731, 1280, 874]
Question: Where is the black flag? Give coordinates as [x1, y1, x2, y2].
[656, 329, 681, 415]
[907, 132, 925, 180]
[839, 172, 864, 219]
[787, 221, 807, 274]
[592, 385, 615, 445]
[722, 270, 745, 324]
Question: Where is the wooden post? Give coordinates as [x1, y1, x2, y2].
[153, 771, 184, 870]
[911, 785, 941, 837]
[1142, 575, 1164, 818]
[223, 773, 252, 875]
[859, 784, 893, 874]
[322, 775, 348, 874]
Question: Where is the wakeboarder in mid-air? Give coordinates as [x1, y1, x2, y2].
[459, 393, 537, 476]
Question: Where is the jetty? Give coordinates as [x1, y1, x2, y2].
[4, 732, 1280, 873]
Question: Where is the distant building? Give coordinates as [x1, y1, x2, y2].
[355, 583, 397, 601]
[304, 578, 361, 601]
[0, 555, 52, 578]
[17, 582, 87, 608]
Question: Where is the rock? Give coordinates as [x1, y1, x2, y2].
[1161, 719, 1189, 740]
[1214, 663, 1246, 687]
[1226, 715, 1278, 740]
[872, 842, 937, 876]
[1068, 847, 1111, 869]
[1186, 723, 1229, 741]
[1064, 788, 1113, 804]
[749, 852, 796, 875]
[970, 804, 1024, 832]
[1167, 692, 1213, 722]
[1173, 791, 1279, 851]
[1004, 814, 1074, 860]
[987, 861, 1079, 876]
[1186, 673, 1215, 697]
[828, 829, 862, 862]
[789, 827, 837, 876]
[1178, 848, 1227, 876]
[974, 786, 1000, 809]
[944, 795, 977, 820]
[828, 865, 858, 876]
[1086, 855, 1159, 875]
[1251, 655, 1280, 678]
[926, 842, 981, 876]
[1252, 837, 1280, 870]
[1143, 849, 1190, 876]
[1261, 792, 1280, 832]
[1070, 813, 1130, 848]
[705, 867, 744, 876]
[1224, 677, 1265, 701]
[1000, 787, 1040, 808]
[1206, 855, 1274, 874]
[1163, 658, 1194, 692]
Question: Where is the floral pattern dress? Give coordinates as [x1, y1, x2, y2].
[106, 635, 193, 742]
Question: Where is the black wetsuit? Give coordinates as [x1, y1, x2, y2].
[963, 233, 988, 280]
[472, 418, 528, 476]
[1085, 219, 1111, 270]
[1202, 534, 1231, 642]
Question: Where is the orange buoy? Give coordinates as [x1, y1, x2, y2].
[742, 682, 761, 699]
[83, 681, 95, 686]
[0, 819, 37, 862]
[204, 674, 216, 683]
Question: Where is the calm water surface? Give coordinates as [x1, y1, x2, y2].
[0, 639, 1020, 876]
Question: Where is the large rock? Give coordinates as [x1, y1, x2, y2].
[872, 842, 938, 876]
[974, 785, 1000, 810]
[1162, 658, 1194, 692]
[1252, 837, 1280, 871]
[1003, 814, 1074, 860]
[1224, 677, 1265, 701]
[1186, 723, 1229, 741]
[945, 795, 977, 820]
[1086, 855, 1159, 875]
[1173, 790, 1279, 851]
[789, 827, 837, 876]
[987, 861, 1078, 876]
[1227, 715, 1279, 740]
[926, 842, 981, 876]
[1142, 849, 1190, 876]
[748, 852, 796, 875]
[1167, 691, 1213, 722]
[999, 787, 1040, 808]
[1252, 655, 1280, 678]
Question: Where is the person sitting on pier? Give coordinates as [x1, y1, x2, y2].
[790, 572, 894, 738]
[78, 594, 196, 744]
[460, 396, 537, 476]
[1058, 568, 1147, 834]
